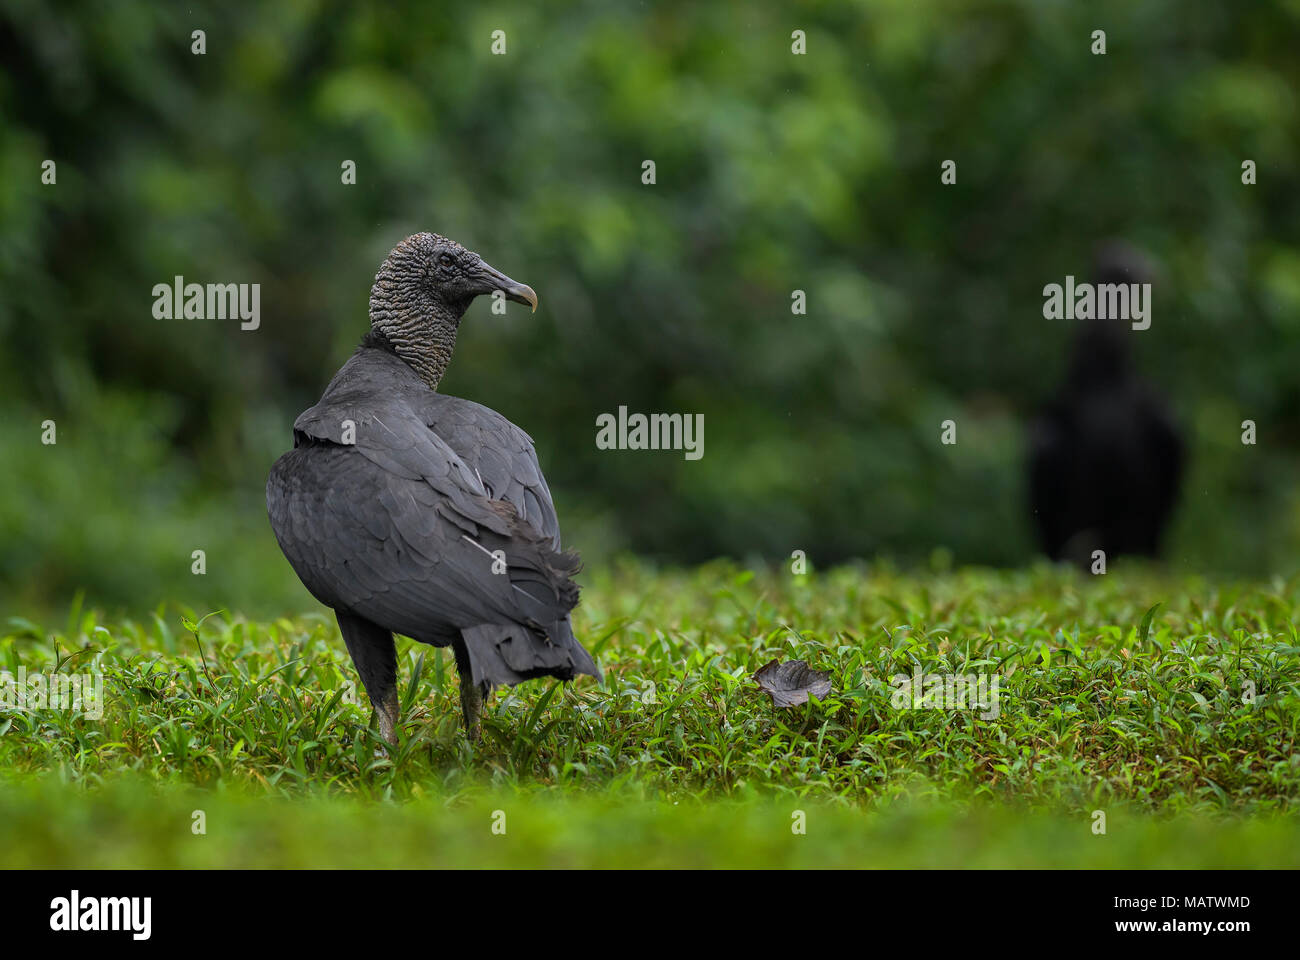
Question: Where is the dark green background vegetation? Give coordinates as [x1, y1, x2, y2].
[2, 0, 1297, 616]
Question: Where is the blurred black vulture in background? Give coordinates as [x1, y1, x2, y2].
[267, 233, 599, 745]
[1028, 243, 1185, 567]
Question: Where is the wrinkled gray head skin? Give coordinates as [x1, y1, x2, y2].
[368, 232, 537, 389]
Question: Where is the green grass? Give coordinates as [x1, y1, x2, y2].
[2, 559, 1300, 867]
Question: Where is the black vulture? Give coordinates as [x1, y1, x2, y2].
[266, 233, 599, 744]
[1027, 244, 1185, 566]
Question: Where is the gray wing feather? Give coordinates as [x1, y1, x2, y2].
[266, 348, 591, 681]
[416, 392, 563, 548]
[269, 442, 576, 644]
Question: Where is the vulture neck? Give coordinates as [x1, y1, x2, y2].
[367, 296, 464, 391]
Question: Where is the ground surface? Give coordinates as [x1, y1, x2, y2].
[2, 561, 1299, 867]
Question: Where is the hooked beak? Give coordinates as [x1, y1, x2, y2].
[477, 260, 538, 313]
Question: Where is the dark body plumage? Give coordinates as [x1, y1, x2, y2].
[267, 233, 598, 744]
[1028, 246, 1185, 565]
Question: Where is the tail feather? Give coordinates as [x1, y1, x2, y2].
[461, 616, 600, 688]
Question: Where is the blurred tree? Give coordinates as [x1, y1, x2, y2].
[0, 0, 1297, 612]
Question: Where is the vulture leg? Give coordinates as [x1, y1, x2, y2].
[336, 610, 400, 747]
[452, 638, 488, 743]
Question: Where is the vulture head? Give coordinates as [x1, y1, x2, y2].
[1065, 241, 1155, 389]
[368, 232, 538, 388]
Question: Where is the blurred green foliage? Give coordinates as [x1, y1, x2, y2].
[1, 0, 1298, 614]
[6, 778, 1299, 868]
[2, 561, 1299, 866]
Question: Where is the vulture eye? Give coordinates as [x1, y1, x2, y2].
[438, 252, 455, 268]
